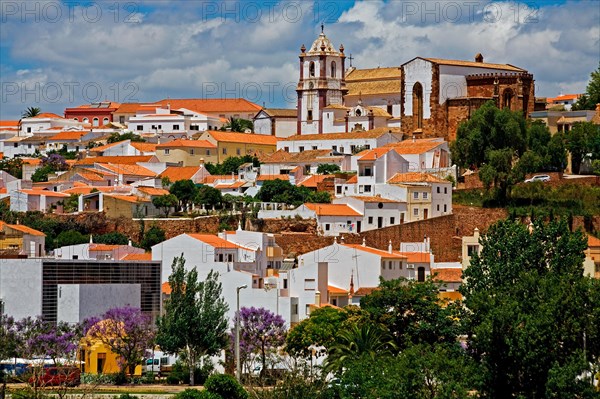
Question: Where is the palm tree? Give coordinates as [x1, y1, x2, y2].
[323, 323, 397, 374]
[21, 107, 41, 118]
[221, 117, 254, 133]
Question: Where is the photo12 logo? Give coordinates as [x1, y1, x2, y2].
[1, 81, 139, 104]
[1, 2, 141, 24]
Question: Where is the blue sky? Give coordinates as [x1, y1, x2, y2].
[0, 0, 598, 119]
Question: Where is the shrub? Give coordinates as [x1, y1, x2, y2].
[204, 374, 248, 399]
[174, 388, 219, 399]
[115, 394, 138, 399]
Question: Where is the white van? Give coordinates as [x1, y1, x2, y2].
[144, 350, 178, 375]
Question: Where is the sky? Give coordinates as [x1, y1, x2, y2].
[0, 0, 598, 119]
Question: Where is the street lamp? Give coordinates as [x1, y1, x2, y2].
[235, 284, 247, 381]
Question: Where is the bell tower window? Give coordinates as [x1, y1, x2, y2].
[503, 89, 513, 109]
[309, 62, 315, 77]
[413, 82, 423, 129]
[331, 61, 336, 78]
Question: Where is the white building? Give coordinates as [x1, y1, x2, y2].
[19, 113, 89, 136]
[332, 196, 407, 231]
[253, 108, 297, 138]
[126, 107, 225, 138]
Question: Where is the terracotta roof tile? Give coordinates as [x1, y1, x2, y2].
[187, 233, 249, 249]
[347, 196, 404, 203]
[588, 235, 600, 248]
[384, 138, 444, 154]
[388, 172, 447, 184]
[159, 166, 201, 182]
[162, 282, 172, 295]
[342, 244, 407, 259]
[105, 194, 149, 203]
[154, 98, 261, 114]
[204, 131, 278, 145]
[304, 203, 362, 217]
[328, 285, 348, 295]
[263, 149, 339, 163]
[123, 253, 152, 261]
[257, 174, 290, 181]
[358, 147, 393, 161]
[156, 139, 216, 149]
[399, 252, 432, 263]
[297, 175, 330, 188]
[0, 121, 20, 127]
[130, 142, 157, 152]
[114, 103, 143, 113]
[3, 224, 45, 236]
[137, 186, 170, 196]
[97, 163, 157, 177]
[346, 175, 358, 184]
[281, 127, 401, 141]
[432, 268, 463, 283]
[75, 155, 154, 165]
[423, 57, 526, 72]
[19, 189, 69, 198]
[32, 112, 63, 119]
[260, 108, 297, 118]
[353, 287, 378, 296]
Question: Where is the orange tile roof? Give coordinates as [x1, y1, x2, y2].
[68, 102, 120, 109]
[88, 141, 122, 153]
[204, 131, 278, 145]
[105, 194, 149, 203]
[353, 287, 378, 296]
[263, 149, 335, 163]
[48, 131, 88, 141]
[439, 291, 463, 302]
[162, 282, 172, 295]
[342, 243, 407, 259]
[588, 235, 600, 248]
[399, 252, 432, 263]
[63, 186, 96, 195]
[21, 158, 42, 166]
[123, 253, 152, 261]
[97, 163, 157, 177]
[328, 285, 349, 295]
[76, 171, 107, 182]
[384, 138, 444, 154]
[159, 166, 201, 182]
[0, 120, 19, 127]
[297, 175, 330, 188]
[156, 139, 216, 149]
[432, 268, 463, 283]
[257, 174, 290, 181]
[187, 233, 246, 249]
[89, 244, 122, 251]
[32, 112, 63, 119]
[305, 203, 362, 217]
[114, 103, 143, 113]
[155, 98, 262, 113]
[214, 181, 245, 189]
[4, 223, 45, 236]
[281, 127, 401, 141]
[422, 57, 526, 72]
[130, 142, 157, 152]
[19, 189, 69, 197]
[202, 175, 235, 184]
[388, 172, 447, 184]
[547, 94, 580, 103]
[137, 186, 170, 196]
[75, 155, 154, 165]
[346, 175, 358, 184]
[358, 147, 393, 161]
[260, 108, 298, 118]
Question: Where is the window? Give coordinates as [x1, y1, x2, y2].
[228, 254, 233, 262]
[339, 146, 344, 153]
[413, 192, 419, 199]
[423, 192, 428, 199]
[390, 217, 395, 224]
[164, 149, 170, 155]
[119, 116, 125, 123]
[13, 143, 17, 148]
[413, 208, 419, 216]
[444, 204, 447, 212]
[359, 185, 364, 193]
[206, 150, 211, 155]
[223, 148, 227, 154]
[173, 125, 180, 130]
[304, 279, 316, 290]
[28, 144, 32, 149]
[309, 61, 315, 77]
[467, 245, 479, 257]
[412, 82, 423, 129]
[330, 61, 336, 77]
[503, 89, 514, 109]
[283, 279, 288, 289]
[332, 145, 337, 151]
[292, 304, 298, 315]
[350, 145, 356, 153]
[325, 224, 330, 231]
[73, 117, 78, 121]
[389, 261, 393, 270]
[336, 186, 342, 194]
[312, 146, 318, 150]
[368, 216, 373, 224]
[299, 146, 305, 152]
[437, 204, 440, 211]
[444, 187, 448, 194]
[137, 125, 143, 131]
[387, 104, 393, 115]
[27, 127, 31, 133]
[218, 253, 224, 262]
[82, 118, 89, 123]
[437, 187, 440, 193]
[103, 117, 109, 125]
[307, 110, 313, 121]
[284, 146, 289, 152]
[364, 185, 372, 192]
[93, 117, 99, 127]
[236, 148, 241, 155]
[190, 149, 194, 155]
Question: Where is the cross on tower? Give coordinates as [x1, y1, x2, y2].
[348, 53, 354, 67]
[321, 23, 324, 33]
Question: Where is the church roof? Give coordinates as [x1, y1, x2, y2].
[345, 67, 401, 96]
[420, 57, 526, 72]
[306, 32, 342, 56]
[259, 108, 298, 118]
[281, 127, 402, 141]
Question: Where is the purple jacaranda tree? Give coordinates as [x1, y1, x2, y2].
[231, 307, 287, 376]
[86, 306, 155, 376]
[29, 321, 79, 365]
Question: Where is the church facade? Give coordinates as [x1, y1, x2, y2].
[296, 31, 535, 141]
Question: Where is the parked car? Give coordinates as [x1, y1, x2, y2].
[524, 175, 551, 183]
[29, 366, 80, 387]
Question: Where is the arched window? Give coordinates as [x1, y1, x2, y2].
[412, 82, 423, 129]
[73, 118, 78, 121]
[82, 118, 89, 123]
[309, 61, 315, 77]
[92, 117, 99, 127]
[503, 89, 513, 109]
[103, 117, 109, 125]
[331, 61, 336, 78]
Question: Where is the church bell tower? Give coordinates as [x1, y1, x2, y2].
[297, 26, 347, 134]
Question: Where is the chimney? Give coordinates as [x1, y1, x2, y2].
[474, 227, 479, 240]
[89, 234, 93, 244]
[388, 240, 392, 253]
[362, 237, 366, 247]
[340, 235, 345, 244]
[128, 239, 132, 247]
[237, 220, 242, 231]
[475, 53, 483, 63]
[412, 135, 415, 142]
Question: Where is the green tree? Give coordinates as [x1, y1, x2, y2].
[169, 180, 199, 211]
[152, 194, 178, 217]
[308, 190, 331, 203]
[194, 186, 222, 208]
[323, 323, 396, 374]
[360, 278, 460, 350]
[55, 230, 88, 248]
[61, 194, 79, 213]
[316, 164, 340, 174]
[572, 62, 600, 110]
[140, 225, 165, 250]
[95, 232, 129, 245]
[156, 256, 229, 386]
[21, 107, 41, 118]
[460, 219, 600, 398]
[221, 118, 254, 133]
[205, 155, 260, 175]
[0, 158, 24, 179]
[107, 132, 145, 143]
[566, 121, 600, 174]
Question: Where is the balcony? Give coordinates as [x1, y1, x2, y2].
[266, 246, 283, 258]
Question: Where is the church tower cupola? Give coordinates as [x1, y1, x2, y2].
[297, 26, 348, 135]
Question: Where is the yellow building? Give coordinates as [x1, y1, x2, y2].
[155, 139, 218, 166]
[79, 338, 143, 376]
[584, 235, 600, 279]
[197, 130, 278, 163]
[0, 221, 45, 257]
